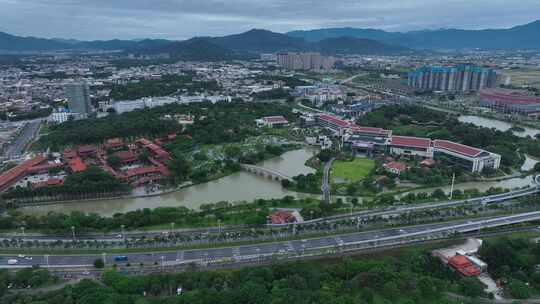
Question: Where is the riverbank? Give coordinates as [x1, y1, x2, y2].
[19, 148, 319, 216]
[421, 101, 540, 136]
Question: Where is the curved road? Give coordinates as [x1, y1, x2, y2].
[321, 157, 335, 204]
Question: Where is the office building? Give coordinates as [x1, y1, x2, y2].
[408, 65, 499, 93]
[64, 82, 92, 116]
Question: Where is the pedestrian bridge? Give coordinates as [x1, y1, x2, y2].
[240, 164, 293, 182]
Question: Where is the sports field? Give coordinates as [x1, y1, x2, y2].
[331, 158, 375, 183]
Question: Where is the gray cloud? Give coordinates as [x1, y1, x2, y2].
[1, 0, 539, 40]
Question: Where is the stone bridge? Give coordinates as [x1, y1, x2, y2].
[240, 164, 293, 182]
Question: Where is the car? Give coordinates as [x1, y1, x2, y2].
[7, 259, 18, 265]
[82, 271, 90, 275]
[24, 257, 32, 260]
[17, 254, 25, 258]
[114, 255, 128, 262]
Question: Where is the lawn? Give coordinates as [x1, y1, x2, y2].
[331, 158, 375, 183]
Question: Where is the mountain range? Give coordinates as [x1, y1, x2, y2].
[287, 20, 540, 50]
[2, 20, 540, 60]
[0, 29, 413, 60]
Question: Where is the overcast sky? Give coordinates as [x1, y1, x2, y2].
[1, 0, 539, 40]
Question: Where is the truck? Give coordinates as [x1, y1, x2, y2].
[7, 259, 18, 265]
[114, 256, 128, 262]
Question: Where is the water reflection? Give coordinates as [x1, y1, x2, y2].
[458, 115, 540, 138]
[22, 148, 318, 216]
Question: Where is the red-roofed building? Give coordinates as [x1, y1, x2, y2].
[0, 155, 47, 192]
[317, 114, 350, 135]
[420, 158, 436, 167]
[124, 165, 169, 186]
[77, 145, 97, 157]
[27, 161, 64, 174]
[113, 150, 138, 165]
[448, 255, 481, 277]
[145, 143, 170, 161]
[125, 166, 162, 179]
[350, 125, 392, 138]
[257, 116, 290, 128]
[136, 138, 153, 147]
[390, 136, 433, 158]
[63, 149, 77, 160]
[268, 210, 297, 224]
[433, 140, 501, 173]
[104, 138, 124, 151]
[383, 161, 408, 175]
[31, 178, 64, 190]
[68, 157, 87, 173]
[433, 140, 483, 158]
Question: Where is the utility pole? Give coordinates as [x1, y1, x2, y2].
[71, 226, 76, 241]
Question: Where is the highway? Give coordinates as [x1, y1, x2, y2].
[3, 120, 41, 159]
[3, 210, 540, 269]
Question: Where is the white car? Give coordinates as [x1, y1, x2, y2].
[17, 254, 25, 258]
[24, 257, 32, 260]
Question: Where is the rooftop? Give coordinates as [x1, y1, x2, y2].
[68, 157, 87, 173]
[391, 135, 431, 149]
[433, 140, 483, 158]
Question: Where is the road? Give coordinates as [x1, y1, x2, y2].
[3, 120, 41, 159]
[3, 211, 540, 269]
[321, 157, 335, 204]
[3, 181, 539, 242]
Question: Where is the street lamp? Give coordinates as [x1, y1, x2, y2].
[170, 222, 175, 234]
[121, 225, 125, 240]
[160, 256, 165, 272]
[217, 219, 221, 234]
[20, 227, 25, 237]
[102, 252, 107, 265]
[44, 254, 49, 268]
[71, 226, 76, 241]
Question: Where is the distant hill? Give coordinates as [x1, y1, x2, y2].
[0, 28, 411, 58]
[314, 36, 412, 55]
[288, 20, 540, 50]
[144, 38, 246, 61]
[0, 32, 71, 51]
[207, 29, 309, 53]
[0, 32, 171, 52]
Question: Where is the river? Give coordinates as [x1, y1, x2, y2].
[21, 148, 319, 217]
[458, 115, 540, 138]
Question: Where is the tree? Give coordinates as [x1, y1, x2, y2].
[508, 280, 530, 299]
[459, 277, 484, 298]
[107, 155, 122, 169]
[94, 258, 105, 269]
